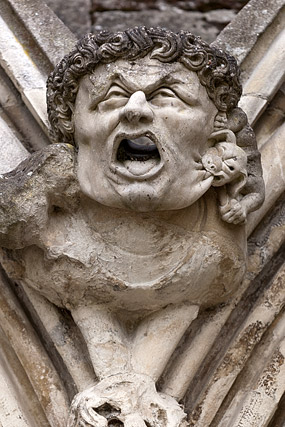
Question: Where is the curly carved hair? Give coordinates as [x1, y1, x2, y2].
[46, 26, 242, 145]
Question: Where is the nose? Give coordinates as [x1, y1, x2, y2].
[120, 91, 153, 124]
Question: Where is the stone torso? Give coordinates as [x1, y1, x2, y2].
[0, 145, 246, 312]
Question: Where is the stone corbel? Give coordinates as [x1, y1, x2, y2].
[0, 26, 266, 426]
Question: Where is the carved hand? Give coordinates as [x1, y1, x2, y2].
[220, 199, 247, 224]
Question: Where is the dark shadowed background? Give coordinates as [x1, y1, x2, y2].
[45, 0, 250, 43]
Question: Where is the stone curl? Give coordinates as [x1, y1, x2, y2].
[46, 26, 242, 145]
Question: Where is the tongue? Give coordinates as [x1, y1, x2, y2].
[123, 158, 159, 175]
[117, 136, 160, 174]
[126, 136, 157, 153]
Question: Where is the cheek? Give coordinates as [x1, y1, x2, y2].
[77, 144, 94, 167]
[74, 112, 107, 146]
[74, 111, 92, 144]
[186, 111, 214, 137]
[77, 110, 121, 143]
[173, 116, 215, 158]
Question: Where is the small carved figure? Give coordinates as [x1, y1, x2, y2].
[201, 129, 248, 224]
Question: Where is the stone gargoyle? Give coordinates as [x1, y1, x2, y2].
[0, 27, 264, 426]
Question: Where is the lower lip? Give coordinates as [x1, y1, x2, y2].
[110, 159, 163, 181]
[123, 158, 160, 176]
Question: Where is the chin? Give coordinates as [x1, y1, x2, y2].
[119, 191, 162, 212]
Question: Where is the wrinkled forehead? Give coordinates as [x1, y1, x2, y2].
[78, 56, 208, 101]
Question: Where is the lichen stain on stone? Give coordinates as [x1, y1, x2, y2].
[216, 321, 265, 377]
[266, 268, 285, 307]
[267, 226, 285, 256]
[257, 349, 284, 398]
[188, 404, 202, 426]
[185, 322, 270, 426]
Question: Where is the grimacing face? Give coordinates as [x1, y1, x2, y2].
[74, 56, 218, 211]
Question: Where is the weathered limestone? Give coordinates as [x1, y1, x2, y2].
[0, 0, 76, 141]
[213, 0, 285, 238]
[0, 268, 70, 426]
[0, 15, 48, 132]
[0, 116, 29, 173]
[0, 26, 266, 426]
[0, 0, 284, 426]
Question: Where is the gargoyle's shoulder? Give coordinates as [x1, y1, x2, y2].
[1, 143, 76, 190]
[0, 144, 79, 248]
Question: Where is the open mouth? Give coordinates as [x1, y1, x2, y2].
[110, 133, 163, 179]
[117, 136, 160, 162]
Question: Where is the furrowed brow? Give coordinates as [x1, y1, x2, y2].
[116, 74, 184, 94]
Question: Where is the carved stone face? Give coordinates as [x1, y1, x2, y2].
[74, 56, 218, 211]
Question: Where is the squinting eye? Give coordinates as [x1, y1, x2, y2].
[150, 88, 176, 100]
[105, 86, 129, 100]
[96, 86, 129, 111]
[149, 87, 184, 108]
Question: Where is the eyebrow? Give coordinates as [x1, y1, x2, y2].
[115, 73, 200, 106]
[88, 70, 200, 107]
[113, 73, 185, 94]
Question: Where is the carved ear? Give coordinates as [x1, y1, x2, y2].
[208, 129, 236, 146]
